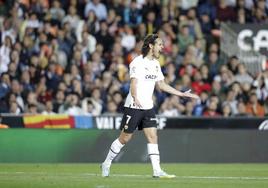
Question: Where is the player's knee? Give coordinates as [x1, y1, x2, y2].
[147, 134, 158, 144]
[119, 134, 132, 144]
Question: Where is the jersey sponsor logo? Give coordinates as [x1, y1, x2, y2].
[145, 75, 157, 79]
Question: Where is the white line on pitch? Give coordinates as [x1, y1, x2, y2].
[0, 172, 268, 181]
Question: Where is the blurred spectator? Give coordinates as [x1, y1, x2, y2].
[112, 91, 124, 113]
[193, 39, 205, 67]
[227, 56, 239, 74]
[169, 43, 183, 67]
[158, 25, 175, 55]
[90, 51, 105, 78]
[8, 62, 19, 80]
[94, 20, 114, 53]
[203, 99, 221, 117]
[221, 103, 232, 117]
[198, 1, 215, 17]
[82, 97, 102, 116]
[182, 100, 195, 116]
[192, 91, 208, 116]
[222, 89, 238, 115]
[88, 87, 103, 115]
[59, 92, 84, 115]
[214, 65, 234, 93]
[1, 18, 17, 43]
[216, 0, 236, 23]
[106, 9, 120, 36]
[81, 98, 94, 115]
[135, 23, 147, 41]
[253, 71, 268, 103]
[69, 63, 82, 81]
[144, 11, 157, 34]
[0, 73, 11, 99]
[25, 91, 45, 113]
[53, 89, 65, 113]
[85, 10, 100, 35]
[0, 36, 12, 74]
[84, 0, 107, 20]
[235, 0, 252, 23]
[159, 95, 185, 117]
[123, 0, 142, 27]
[10, 79, 24, 111]
[211, 78, 222, 97]
[235, 100, 251, 117]
[45, 62, 61, 91]
[163, 63, 177, 85]
[35, 76, 52, 105]
[9, 101, 22, 115]
[121, 25, 136, 52]
[78, 30, 97, 55]
[103, 99, 118, 114]
[125, 40, 142, 65]
[231, 81, 245, 102]
[199, 11, 214, 38]
[41, 100, 56, 115]
[177, 25, 194, 54]
[180, 8, 203, 40]
[206, 51, 223, 78]
[63, 5, 80, 30]
[234, 63, 253, 85]
[50, 0, 65, 23]
[179, 74, 192, 92]
[26, 103, 38, 114]
[71, 78, 83, 98]
[246, 92, 265, 117]
[252, 0, 268, 23]
[191, 70, 211, 95]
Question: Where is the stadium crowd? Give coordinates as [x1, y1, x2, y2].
[0, 0, 267, 117]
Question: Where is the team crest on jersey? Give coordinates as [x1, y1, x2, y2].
[155, 66, 159, 72]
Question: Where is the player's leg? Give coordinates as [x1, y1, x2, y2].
[143, 127, 161, 172]
[101, 108, 140, 177]
[101, 131, 133, 177]
[102, 131, 133, 167]
[143, 127, 175, 178]
[142, 110, 175, 178]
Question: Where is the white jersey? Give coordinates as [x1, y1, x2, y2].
[124, 55, 164, 109]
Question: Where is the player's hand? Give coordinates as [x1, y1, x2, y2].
[133, 97, 143, 108]
[182, 89, 200, 99]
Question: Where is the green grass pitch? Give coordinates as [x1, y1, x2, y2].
[0, 163, 268, 188]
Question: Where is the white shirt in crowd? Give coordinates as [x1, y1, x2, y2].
[0, 45, 11, 74]
[124, 55, 164, 110]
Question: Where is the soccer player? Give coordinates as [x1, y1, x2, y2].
[101, 34, 199, 178]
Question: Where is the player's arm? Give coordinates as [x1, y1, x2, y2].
[130, 78, 143, 108]
[156, 80, 199, 99]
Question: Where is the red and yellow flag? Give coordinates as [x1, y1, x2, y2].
[23, 115, 75, 129]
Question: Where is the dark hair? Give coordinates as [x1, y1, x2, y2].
[141, 34, 159, 57]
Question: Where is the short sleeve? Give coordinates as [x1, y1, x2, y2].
[129, 58, 141, 79]
[129, 63, 138, 78]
